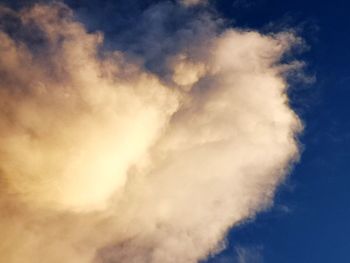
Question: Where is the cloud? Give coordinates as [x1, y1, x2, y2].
[179, 0, 207, 7]
[235, 246, 264, 263]
[0, 2, 302, 263]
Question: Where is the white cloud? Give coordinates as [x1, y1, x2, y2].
[0, 2, 302, 263]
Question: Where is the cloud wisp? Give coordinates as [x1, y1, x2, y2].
[179, 0, 207, 7]
[0, 2, 302, 263]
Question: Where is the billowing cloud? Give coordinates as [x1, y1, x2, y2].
[0, 2, 302, 263]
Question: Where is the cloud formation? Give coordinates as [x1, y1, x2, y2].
[179, 0, 207, 7]
[0, 2, 302, 263]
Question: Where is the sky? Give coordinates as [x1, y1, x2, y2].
[0, 0, 349, 263]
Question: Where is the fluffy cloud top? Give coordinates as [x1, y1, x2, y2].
[0, 2, 302, 263]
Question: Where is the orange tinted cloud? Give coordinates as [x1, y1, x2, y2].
[0, 2, 302, 263]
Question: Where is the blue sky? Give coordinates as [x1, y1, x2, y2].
[1, 0, 349, 262]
